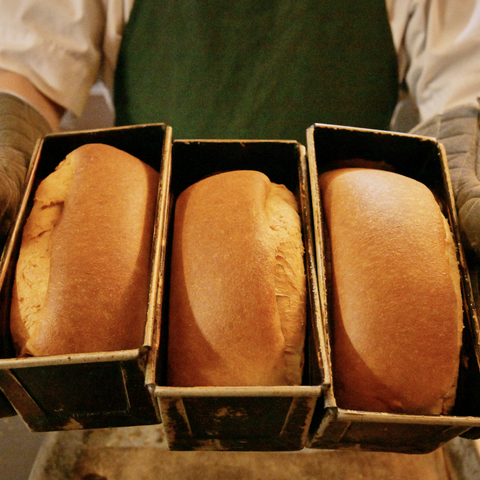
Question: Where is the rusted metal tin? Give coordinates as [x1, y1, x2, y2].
[0, 124, 172, 431]
[305, 123, 480, 454]
[146, 139, 327, 451]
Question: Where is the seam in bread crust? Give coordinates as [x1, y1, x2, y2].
[266, 183, 306, 386]
[10, 157, 77, 355]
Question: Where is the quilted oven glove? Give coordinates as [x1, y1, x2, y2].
[410, 104, 480, 325]
[411, 105, 480, 256]
[0, 92, 51, 247]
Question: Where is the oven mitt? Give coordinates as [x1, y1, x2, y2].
[0, 92, 51, 245]
[410, 105, 480, 258]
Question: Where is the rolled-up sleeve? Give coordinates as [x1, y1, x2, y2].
[388, 0, 480, 122]
[0, 0, 121, 116]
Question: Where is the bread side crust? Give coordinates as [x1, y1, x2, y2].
[266, 183, 306, 385]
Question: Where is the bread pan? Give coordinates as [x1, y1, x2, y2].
[0, 214, 18, 419]
[0, 124, 172, 431]
[305, 123, 480, 454]
[0, 389, 15, 418]
[146, 139, 327, 451]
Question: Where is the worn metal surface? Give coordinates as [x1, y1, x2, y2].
[147, 140, 327, 451]
[306, 123, 480, 453]
[0, 124, 172, 430]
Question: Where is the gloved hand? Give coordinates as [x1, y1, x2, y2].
[0, 92, 51, 246]
[410, 105, 480, 258]
[411, 105, 480, 439]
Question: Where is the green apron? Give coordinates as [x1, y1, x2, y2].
[114, 0, 398, 141]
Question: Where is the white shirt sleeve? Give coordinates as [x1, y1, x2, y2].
[1, 0, 478, 122]
[0, 0, 133, 116]
[387, 0, 480, 122]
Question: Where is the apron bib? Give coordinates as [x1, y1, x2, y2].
[114, 0, 398, 141]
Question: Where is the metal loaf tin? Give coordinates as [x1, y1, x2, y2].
[0, 389, 15, 418]
[146, 139, 327, 451]
[0, 124, 172, 431]
[305, 123, 480, 454]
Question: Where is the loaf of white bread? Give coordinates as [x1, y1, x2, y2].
[319, 167, 463, 415]
[10, 143, 159, 356]
[167, 170, 307, 386]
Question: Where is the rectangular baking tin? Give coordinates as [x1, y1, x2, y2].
[306, 123, 480, 454]
[146, 139, 327, 451]
[0, 124, 172, 431]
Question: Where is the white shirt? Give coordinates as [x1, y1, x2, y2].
[387, 0, 480, 122]
[0, 0, 479, 123]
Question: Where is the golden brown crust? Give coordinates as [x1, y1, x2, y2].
[319, 167, 463, 415]
[10, 143, 159, 356]
[167, 170, 306, 386]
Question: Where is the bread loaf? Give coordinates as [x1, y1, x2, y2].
[319, 167, 463, 415]
[10, 143, 159, 356]
[167, 170, 306, 386]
